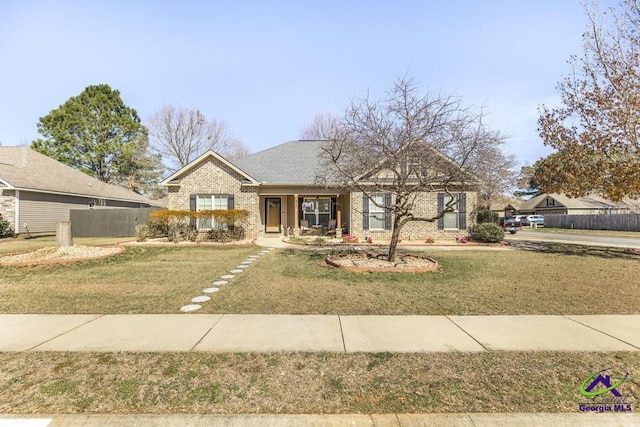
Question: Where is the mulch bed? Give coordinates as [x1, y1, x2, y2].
[325, 252, 438, 273]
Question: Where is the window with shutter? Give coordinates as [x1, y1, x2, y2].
[195, 194, 229, 230]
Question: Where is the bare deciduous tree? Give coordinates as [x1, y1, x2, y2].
[538, 0, 640, 201]
[300, 112, 343, 140]
[317, 77, 505, 262]
[147, 104, 248, 171]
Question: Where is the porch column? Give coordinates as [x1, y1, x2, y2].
[336, 195, 342, 238]
[336, 195, 342, 229]
[294, 194, 299, 229]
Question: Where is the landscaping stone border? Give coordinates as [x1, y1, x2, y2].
[325, 253, 439, 273]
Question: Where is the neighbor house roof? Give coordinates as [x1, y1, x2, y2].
[232, 140, 326, 185]
[0, 147, 162, 205]
[519, 193, 631, 211]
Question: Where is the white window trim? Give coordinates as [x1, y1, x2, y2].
[369, 194, 386, 231]
[443, 194, 459, 230]
[196, 194, 228, 231]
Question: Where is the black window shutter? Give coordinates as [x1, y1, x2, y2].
[362, 194, 369, 230]
[227, 194, 235, 210]
[459, 193, 467, 230]
[189, 194, 197, 229]
[437, 193, 444, 230]
[384, 193, 392, 230]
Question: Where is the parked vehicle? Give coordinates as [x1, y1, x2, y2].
[523, 215, 545, 227]
[503, 217, 521, 234]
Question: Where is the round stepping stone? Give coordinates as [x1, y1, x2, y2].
[241, 260, 253, 265]
[268, 248, 276, 251]
[230, 269, 244, 274]
[221, 274, 235, 279]
[236, 265, 249, 269]
[180, 304, 202, 313]
[192, 295, 211, 303]
[203, 287, 220, 294]
[213, 280, 228, 286]
[249, 255, 260, 258]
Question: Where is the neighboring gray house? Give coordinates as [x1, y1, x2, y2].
[519, 193, 638, 215]
[0, 147, 163, 235]
[161, 140, 478, 241]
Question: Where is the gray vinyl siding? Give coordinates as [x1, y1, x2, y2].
[18, 191, 146, 234]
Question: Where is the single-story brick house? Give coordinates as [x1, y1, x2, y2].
[0, 147, 164, 235]
[160, 140, 478, 241]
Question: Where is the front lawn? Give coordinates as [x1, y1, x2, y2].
[0, 242, 638, 315]
[0, 351, 637, 414]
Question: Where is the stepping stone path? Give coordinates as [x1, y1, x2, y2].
[179, 247, 277, 313]
[180, 304, 202, 313]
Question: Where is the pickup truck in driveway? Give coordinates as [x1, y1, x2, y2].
[502, 217, 522, 234]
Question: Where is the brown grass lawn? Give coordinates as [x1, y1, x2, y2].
[0, 351, 638, 414]
[1, 241, 639, 415]
[0, 245, 258, 314]
[0, 242, 639, 314]
[0, 236, 129, 254]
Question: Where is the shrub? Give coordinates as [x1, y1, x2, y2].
[147, 209, 250, 243]
[135, 224, 148, 242]
[207, 225, 246, 243]
[470, 223, 504, 243]
[476, 208, 499, 224]
[147, 215, 169, 238]
[0, 215, 12, 237]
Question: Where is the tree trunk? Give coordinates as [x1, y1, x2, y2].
[387, 217, 403, 262]
[56, 221, 73, 247]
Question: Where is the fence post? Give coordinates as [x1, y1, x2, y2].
[56, 221, 73, 247]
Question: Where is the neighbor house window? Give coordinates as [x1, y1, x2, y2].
[196, 194, 229, 230]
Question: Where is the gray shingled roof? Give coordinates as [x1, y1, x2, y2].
[232, 140, 327, 184]
[0, 147, 162, 205]
[520, 193, 621, 210]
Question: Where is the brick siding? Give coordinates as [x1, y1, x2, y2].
[350, 191, 477, 242]
[167, 158, 262, 239]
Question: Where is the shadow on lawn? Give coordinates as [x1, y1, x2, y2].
[508, 240, 640, 260]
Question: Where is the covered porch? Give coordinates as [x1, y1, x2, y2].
[258, 187, 350, 236]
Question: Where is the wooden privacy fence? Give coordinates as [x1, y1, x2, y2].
[70, 208, 157, 237]
[544, 213, 640, 231]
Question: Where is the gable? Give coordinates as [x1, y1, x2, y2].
[160, 151, 259, 187]
[534, 195, 565, 210]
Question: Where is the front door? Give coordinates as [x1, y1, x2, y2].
[265, 198, 281, 232]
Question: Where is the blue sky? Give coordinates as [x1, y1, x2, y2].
[0, 0, 612, 167]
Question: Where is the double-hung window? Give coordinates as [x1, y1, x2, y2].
[368, 194, 386, 230]
[362, 193, 391, 231]
[196, 194, 229, 230]
[443, 194, 458, 229]
[437, 193, 467, 230]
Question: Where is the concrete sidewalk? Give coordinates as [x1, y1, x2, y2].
[1, 314, 638, 353]
[3, 413, 640, 426]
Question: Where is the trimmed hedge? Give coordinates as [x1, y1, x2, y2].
[470, 223, 504, 243]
